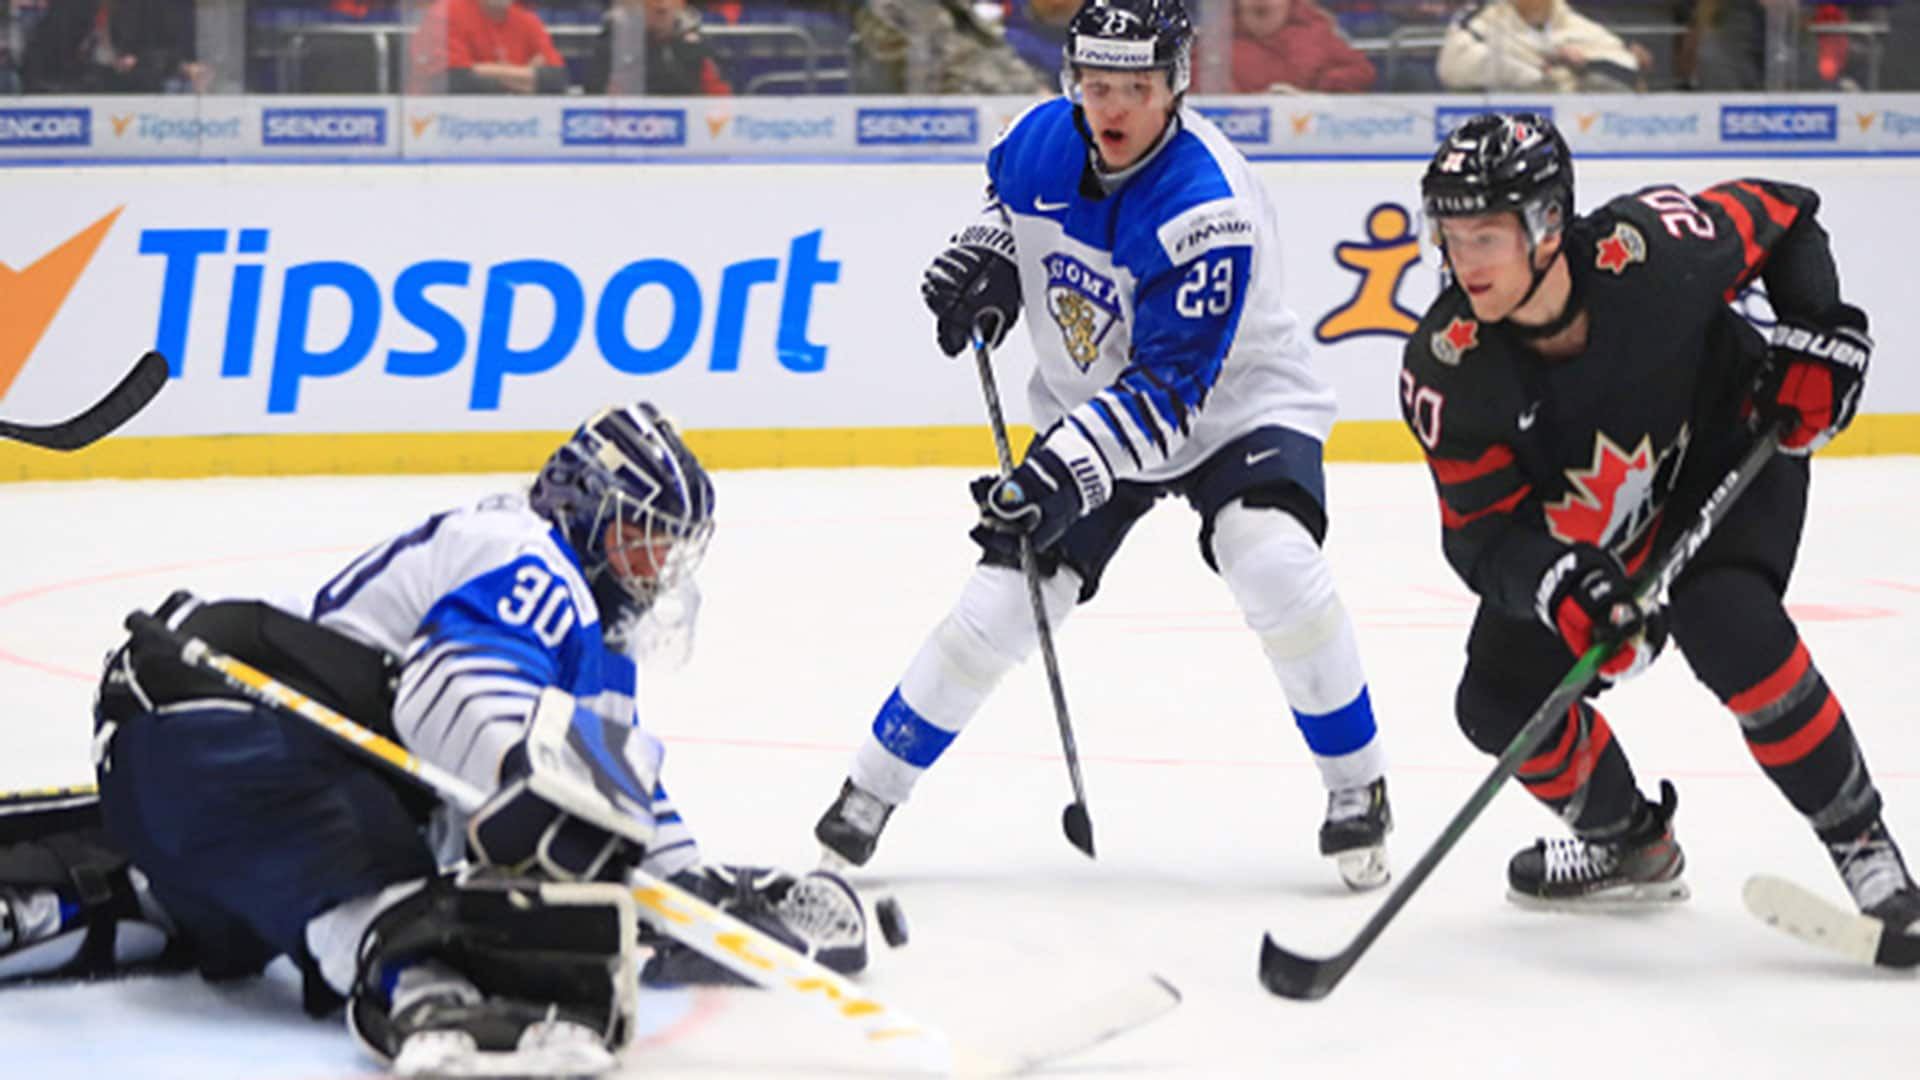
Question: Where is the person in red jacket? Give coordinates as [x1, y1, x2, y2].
[1229, 0, 1375, 92]
[408, 0, 567, 94]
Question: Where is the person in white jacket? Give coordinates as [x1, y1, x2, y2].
[1437, 0, 1651, 92]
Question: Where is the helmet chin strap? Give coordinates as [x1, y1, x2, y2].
[1506, 245, 1581, 341]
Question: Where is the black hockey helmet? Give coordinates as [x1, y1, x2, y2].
[1422, 112, 1573, 250]
[1061, 0, 1194, 96]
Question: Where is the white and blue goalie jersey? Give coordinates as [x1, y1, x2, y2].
[304, 493, 693, 870]
[984, 98, 1335, 484]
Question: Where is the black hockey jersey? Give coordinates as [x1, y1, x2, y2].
[1400, 179, 1842, 621]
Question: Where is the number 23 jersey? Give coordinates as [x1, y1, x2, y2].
[984, 98, 1336, 484]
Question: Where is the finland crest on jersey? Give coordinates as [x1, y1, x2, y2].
[1044, 252, 1123, 371]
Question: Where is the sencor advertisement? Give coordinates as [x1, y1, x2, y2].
[4, 154, 1917, 463]
[6, 93, 1920, 162]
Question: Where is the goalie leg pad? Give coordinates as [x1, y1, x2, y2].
[347, 871, 637, 1067]
[0, 797, 181, 983]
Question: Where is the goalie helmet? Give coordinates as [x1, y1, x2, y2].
[530, 403, 715, 621]
[1061, 0, 1194, 96]
[1422, 112, 1573, 251]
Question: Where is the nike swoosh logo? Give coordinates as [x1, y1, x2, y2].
[1518, 404, 1540, 431]
[0, 207, 123, 403]
[1034, 196, 1069, 212]
[1245, 448, 1280, 467]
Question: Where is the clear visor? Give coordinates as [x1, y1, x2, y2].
[596, 489, 714, 609]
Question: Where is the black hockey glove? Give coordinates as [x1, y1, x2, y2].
[971, 445, 1083, 554]
[1536, 545, 1667, 685]
[922, 223, 1020, 357]
[1753, 303, 1871, 456]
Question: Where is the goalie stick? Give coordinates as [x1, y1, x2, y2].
[970, 331, 1096, 859]
[0, 351, 168, 451]
[1259, 427, 1786, 1001]
[122, 611, 1178, 1074]
[1742, 875, 1920, 970]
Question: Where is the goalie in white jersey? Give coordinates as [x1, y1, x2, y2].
[0, 404, 867, 1077]
[816, 0, 1394, 889]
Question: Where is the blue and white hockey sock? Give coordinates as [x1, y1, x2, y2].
[851, 563, 1080, 805]
[1213, 501, 1386, 791]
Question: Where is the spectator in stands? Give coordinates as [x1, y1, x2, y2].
[1002, 0, 1075, 86]
[1227, 0, 1375, 92]
[407, 0, 568, 94]
[21, 0, 209, 93]
[853, 0, 1050, 94]
[586, 0, 732, 95]
[1436, 0, 1650, 92]
[1677, 0, 1864, 90]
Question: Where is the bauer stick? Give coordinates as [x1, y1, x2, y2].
[0, 351, 168, 451]
[123, 611, 1176, 1074]
[1259, 425, 1787, 1001]
[970, 329, 1095, 859]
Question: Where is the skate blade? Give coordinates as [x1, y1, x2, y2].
[1332, 846, 1390, 891]
[1505, 878, 1690, 910]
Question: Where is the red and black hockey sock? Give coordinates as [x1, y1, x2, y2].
[1516, 702, 1642, 838]
[1725, 638, 1882, 841]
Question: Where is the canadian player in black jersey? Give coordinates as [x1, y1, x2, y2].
[1400, 112, 1917, 956]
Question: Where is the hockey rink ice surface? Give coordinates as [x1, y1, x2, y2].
[0, 459, 1913, 1078]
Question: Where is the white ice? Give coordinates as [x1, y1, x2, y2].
[0, 460, 1913, 1078]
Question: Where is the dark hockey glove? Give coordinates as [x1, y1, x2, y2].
[971, 446, 1083, 554]
[1753, 304, 1872, 456]
[1536, 545, 1667, 685]
[922, 223, 1020, 357]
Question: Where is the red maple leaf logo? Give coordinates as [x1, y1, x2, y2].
[1444, 317, 1477, 351]
[1594, 222, 1645, 275]
[1544, 433, 1656, 546]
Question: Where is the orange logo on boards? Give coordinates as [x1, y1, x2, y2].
[1314, 203, 1422, 344]
[1577, 113, 1598, 133]
[410, 114, 435, 138]
[0, 208, 124, 403]
[1290, 113, 1311, 135]
[705, 113, 731, 137]
[1857, 112, 1877, 133]
[110, 114, 134, 136]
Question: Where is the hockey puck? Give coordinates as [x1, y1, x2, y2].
[876, 896, 908, 948]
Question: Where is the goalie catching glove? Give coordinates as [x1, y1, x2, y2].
[1536, 544, 1666, 685]
[468, 688, 663, 882]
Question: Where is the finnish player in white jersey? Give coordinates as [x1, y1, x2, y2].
[0, 405, 869, 1077]
[816, 0, 1394, 890]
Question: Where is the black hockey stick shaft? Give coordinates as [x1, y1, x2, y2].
[971, 332, 1096, 858]
[1259, 427, 1786, 1000]
[0, 351, 168, 451]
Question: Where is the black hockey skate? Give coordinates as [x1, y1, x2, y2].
[1507, 780, 1689, 907]
[1319, 777, 1392, 890]
[1828, 818, 1920, 966]
[814, 778, 894, 869]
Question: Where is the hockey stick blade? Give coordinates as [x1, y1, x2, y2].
[1742, 875, 1920, 970]
[951, 973, 1181, 1078]
[1062, 801, 1095, 858]
[0, 350, 168, 451]
[1257, 934, 1347, 1001]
